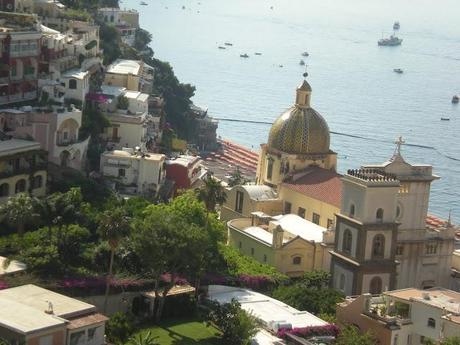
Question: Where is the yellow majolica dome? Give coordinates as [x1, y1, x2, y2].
[267, 80, 330, 155]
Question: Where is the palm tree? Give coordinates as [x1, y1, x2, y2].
[127, 332, 159, 345]
[197, 173, 227, 212]
[98, 207, 131, 314]
[0, 193, 34, 236]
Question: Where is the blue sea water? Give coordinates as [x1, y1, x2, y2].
[123, 0, 460, 221]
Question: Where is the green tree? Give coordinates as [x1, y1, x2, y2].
[127, 331, 159, 345]
[0, 193, 34, 235]
[206, 299, 259, 345]
[105, 312, 135, 344]
[196, 173, 227, 212]
[98, 208, 131, 313]
[99, 24, 121, 65]
[334, 325, 376, 345]
[272, 271, 343, 315]
[442, 337, 460, 345]
[117, 95, 129, 110]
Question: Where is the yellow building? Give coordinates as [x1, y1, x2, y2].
[227, 212, 334, 277]
[223, 79, 340, 227]
[0, 139, 47, 204]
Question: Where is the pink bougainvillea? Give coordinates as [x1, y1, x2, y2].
[276, 324, 340, 340]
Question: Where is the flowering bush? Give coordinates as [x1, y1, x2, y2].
[0, 280, 7, 290]
[277, 324, 340, 340]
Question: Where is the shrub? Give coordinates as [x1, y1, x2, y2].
[106, 312, 135, 344]
[206, 299, 260, 345]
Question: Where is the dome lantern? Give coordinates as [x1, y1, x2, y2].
[295, 79, 312, 108]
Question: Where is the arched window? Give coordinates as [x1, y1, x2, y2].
[292, 256, 301, 265]
[266, 157, 273, 180]
[0, 183, 9, 197]
[68, 79, 77, 89]
[343, 229, 352, 254]
[350, 204, 355, 218]
[369, 276, 382, 294]
[32, 175, 42, 189]
[15, 179, 26, 193]
[376, 208, 384, 222]
[427, 318, 436, 328]
[339, 274, 345, 290]
[396, 205, 401, 218]
[372, 234, 385, 259]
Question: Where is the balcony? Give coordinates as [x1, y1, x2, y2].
[107, 136, 122, 143]
[0, 76, 9, 84]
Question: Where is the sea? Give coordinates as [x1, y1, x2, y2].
[123, 0, 460, 222]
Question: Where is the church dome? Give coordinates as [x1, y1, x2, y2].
[267, 80, 330, 155]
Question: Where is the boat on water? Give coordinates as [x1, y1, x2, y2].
[441, 117, 450, 121]
[218, 46, 226, 50]
[224, 42, 233, 46]
[240, 53, 249, 58]
[301, 51, 309, 57]
[299, 60, 305, 66]
[140, 1, 147, 5]
[378, 35, 402, 46]
[254, 52, 262, 56]
[393, 21, 400, 30]
[393, 68, 403, 74]
[452, 95, 459, 104]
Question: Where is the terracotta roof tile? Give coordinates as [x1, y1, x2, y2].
[281, 167, 342, 208]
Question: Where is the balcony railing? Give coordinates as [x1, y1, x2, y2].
[107, 136, 122, 143]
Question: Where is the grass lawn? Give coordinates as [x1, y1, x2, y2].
[136, 316, 222, 345]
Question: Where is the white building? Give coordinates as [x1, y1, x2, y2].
[337, 287, 460, 345]
[104, 59, 154, 94]
[61, 69, 90, 103]
[100, 148, 166, 196]
[208, 285, 330, 345]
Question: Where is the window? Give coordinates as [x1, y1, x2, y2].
[63, 131, 69, 141]
[0, 183, 9, 197]
[396, 245, 404, 256]
[297, 207, 306, 218]
[266, 158, 273, 180]
[250, 248, 254, 256]
[393, 334, 399, 345]
[263, 254, 267, 263]
[235, 191, 244, 213]
[110, 15, 114, 22]
[376, 208, 384, 222]
[32, 175, 43, 189]
[292, 256, 301, 265]
[427, 318, 436, 328]
[327, 218, 334, 229]
[372, 234, 385, 259]
[87, 327, 97, 341]
[312, 213, 320, 225]
[343, 229, 352, 254]
[369, 276, 383, 294]
[396, 205, 401, 219]
[339, 274, 345, 290]
[425, 243, 437, 255]
[238, 241, 242, 249]
[15, 179, 26, 193]
[11, 65, 17, 77]
[68, 79, 77, 89]
[349, 204, 355, 217]
[69, 331, 85, 345]
[284, 202, 292, 214]
[39, 335, 52, 345]
[118, 168, 125, 177]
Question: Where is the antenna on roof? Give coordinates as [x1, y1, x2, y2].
[448, 210, 452, 226]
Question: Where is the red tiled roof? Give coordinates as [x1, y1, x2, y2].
[281, 167, 342, 208]
[426, 214, 449, 231]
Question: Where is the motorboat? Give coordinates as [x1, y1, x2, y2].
[240, 53, 249, 58]
[393, 68, 403, 74]
[452, 95, 459, 104]
[140, 1, 147, 5]
[378, 35, 402, 46]
[218, 46, 226, 50]
[393, 21, 400, 30]
[224, 42, 233, 46]
[441, 117, 450, 121]
[182, 5, 185, 9]
[254, 52, 262, 55]
[301, 51, 309, 57]
[299, 59, 305, 66]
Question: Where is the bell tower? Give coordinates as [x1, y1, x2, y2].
[330, 168, 400, 296]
